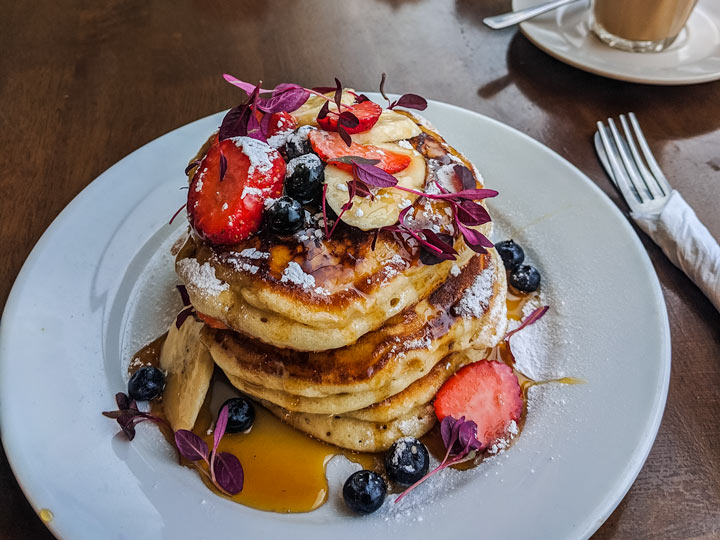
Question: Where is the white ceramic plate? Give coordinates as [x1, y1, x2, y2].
[0, 96, 670, 540]
[514, 0, 720, 85]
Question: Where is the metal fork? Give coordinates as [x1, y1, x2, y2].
[594, 113, 720, 312]
[594, 113, 672, 216]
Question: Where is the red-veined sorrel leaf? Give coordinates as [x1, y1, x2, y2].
[213, 404, 229, 455]
[504, 305, 549, 341]
[176, 285, 190, 307]
[352, 161, 398, 188]
[214, 452, 244, 494]
[175, 430, 209, 462]
[392, 93, 427, 111]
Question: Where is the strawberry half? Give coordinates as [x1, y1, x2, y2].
[317, 100, 382, 134]
[434, 360, 524, 450]
[256, 110, 298, 137]
[308, 130, 410, 174]
[187, 137, 285, 245]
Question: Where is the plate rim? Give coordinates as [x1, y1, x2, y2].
[0, 99, 672, 540]
[514, 0, 720, 85]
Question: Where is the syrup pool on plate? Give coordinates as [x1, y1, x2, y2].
[127, 338, 380, 513]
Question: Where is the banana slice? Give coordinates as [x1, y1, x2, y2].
[324, 142, 426, 230]
[292, 89, 357, 127]
[159, 315, 215, 431]
[351, 110, 421, 145]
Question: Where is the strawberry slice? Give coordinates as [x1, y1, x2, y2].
[308, 130, 410, 174]
[196, 312, 229, 330]
[187, 137, 285, 245]
[434, 361, 524, 450]
[317, 100, 382, 134]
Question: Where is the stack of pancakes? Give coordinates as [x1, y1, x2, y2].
[172, 114, 508, 452]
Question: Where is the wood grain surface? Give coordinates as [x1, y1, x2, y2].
[1, 1, 718, 538]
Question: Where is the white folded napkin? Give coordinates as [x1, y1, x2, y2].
[632, 190, 720, 312]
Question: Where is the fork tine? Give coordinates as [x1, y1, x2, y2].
[628, 113, 672, 196]
[608, 118, 649, 202]
[596, 121, 643, 212]
[619, 114, 665, 200]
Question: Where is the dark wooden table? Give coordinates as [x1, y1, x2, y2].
[1, 1, 718, 538]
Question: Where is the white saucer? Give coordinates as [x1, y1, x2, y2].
[513, 0, 720, 85]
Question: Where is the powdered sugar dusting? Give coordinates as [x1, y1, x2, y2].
[286, 153, 321, 178]
[230, 136, 274, 175]
[455, 264, 494, 318]
[280, 261, 316, 289]
[177, 258, 229, 297]
[238, 248, 269, 260]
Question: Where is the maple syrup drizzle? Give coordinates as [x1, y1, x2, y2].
[126, 289, 580, 512]
[128, 340, 381, 513]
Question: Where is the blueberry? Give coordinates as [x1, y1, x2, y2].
[128, 366, 165, 401]
[267, 196, 304, 235]
[384, 437, 429, 486]
[343, 470, 387, 514]
[509, 264, 541, 293]
[221, 397, 255, 433]
[495, 240, 524, 271]
[285, 154, 324, 205]
[284, 126, 315, 160]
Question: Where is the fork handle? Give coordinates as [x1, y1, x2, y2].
[633, 191, 720, 312]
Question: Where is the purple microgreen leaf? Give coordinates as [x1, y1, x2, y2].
[333, 77, 343, 112]
[454, 164, 476, 191]
[317, 100, 330, 121]
[355, 93, 371, 103]
[455, 200, 491, 226]
[321, 183, 329, 237]
[175, 306, 194, 329]
[118, 421, 136, 441]
[245, 109, 266, 142]
[219, 151, 228, 182]
[258, 86, 309, 114]
[392, 93, 428, 111]
[176, 285, 191, 307]
[174, 430, 210, 462]
[169, 203, 186, 225]
[504, 305, 550, 341]
[213, 452, 244, 494]
[352, 162, 398, 188]
[338, 111, 359, 129]
[184, 159, 201, 176]
[213, 404, 229, 456]
[330, 155, 380, 166]
[422, 188, 499, 201]
[457, 419, 483, 453]
[379, 72, 390, 103]
[102, 410, 125, 419]
[312, 86, 337, 94]
[116, 392, 130, 410]
[457, 223, 493, 253]
[349, 180, 374, 199]
[222, 74, 270, 95]
[337, 125, 352, 147]
[419, 230, 457, 263]
[440, 415, 456, 450]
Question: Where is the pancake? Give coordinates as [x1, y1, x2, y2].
[177, 118, 493, 352]
[263, 401, 436, 453]
[260, 350, 482, 452]
[203, 248, 508, 415]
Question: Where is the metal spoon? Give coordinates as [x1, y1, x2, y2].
[483, 0, 585, 29]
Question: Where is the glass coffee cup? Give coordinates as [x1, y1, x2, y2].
[590, 0, 698, 52]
